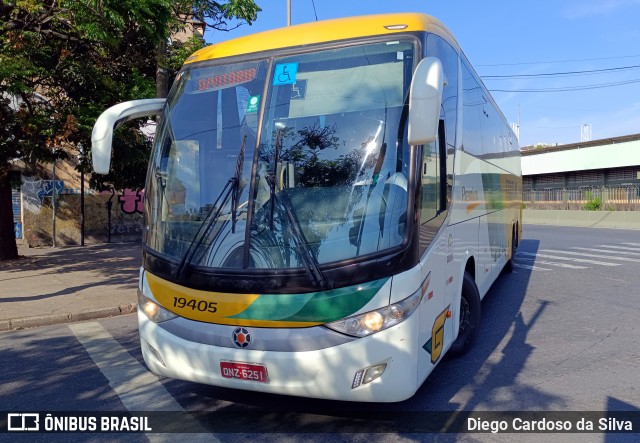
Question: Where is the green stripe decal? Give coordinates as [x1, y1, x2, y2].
[229, 277, 389, 323]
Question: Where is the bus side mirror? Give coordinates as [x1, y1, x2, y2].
[91, 98, 166, 174]
[407, 57, 444, 146]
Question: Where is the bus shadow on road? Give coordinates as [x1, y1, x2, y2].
[164, 236, 577, 434]
[406, 237, 567, 414]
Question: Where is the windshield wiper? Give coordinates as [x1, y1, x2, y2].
[266, 129, 328, 290]
[174, 136, 247, 281]
[174, 179, 234, 281]
[271, 187, 328, 290]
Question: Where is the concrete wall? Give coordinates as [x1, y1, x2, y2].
[523, 209, 640, 230]
[21, 181, 145, 246]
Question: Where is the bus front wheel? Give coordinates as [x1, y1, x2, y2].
[448, 272, 481, 357]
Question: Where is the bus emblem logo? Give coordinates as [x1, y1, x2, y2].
[232, 327, 252, 349]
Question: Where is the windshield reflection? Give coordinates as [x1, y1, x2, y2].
[145, 40, 414, 272]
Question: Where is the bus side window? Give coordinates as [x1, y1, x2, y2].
[421, 119, 447, 222]
[437, 119, 447, 212]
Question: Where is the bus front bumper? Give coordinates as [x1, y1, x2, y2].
[138, 309, 420, 402]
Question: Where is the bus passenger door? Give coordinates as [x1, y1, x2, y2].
[417, 131, 448, 381]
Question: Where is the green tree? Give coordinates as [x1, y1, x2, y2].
[0, 0, 260, 259]
[156, 0, 260, 96]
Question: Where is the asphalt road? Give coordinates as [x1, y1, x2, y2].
[1, 224, 639, 442]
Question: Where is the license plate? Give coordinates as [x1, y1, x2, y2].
[220, 361, 269, 383]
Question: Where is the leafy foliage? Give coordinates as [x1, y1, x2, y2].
[0, 0, 260, 258]
[583, 191, 603, 211]
[188, 0, 260, 28]
[1, 0, 174, 177]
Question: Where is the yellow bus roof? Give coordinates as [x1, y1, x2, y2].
[185, 13, 459, 65]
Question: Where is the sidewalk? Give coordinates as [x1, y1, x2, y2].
[0, 243, 142, 332]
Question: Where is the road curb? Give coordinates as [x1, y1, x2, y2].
[0, 303, 137, 332]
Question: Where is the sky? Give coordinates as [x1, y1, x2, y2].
[205, 0, 640, 148]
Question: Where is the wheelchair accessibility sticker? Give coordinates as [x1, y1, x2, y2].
[273, 63, 298, 85]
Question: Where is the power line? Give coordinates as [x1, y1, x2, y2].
[521, 124, 583, 129]
[311, 0, 318, 21]
[523, 104, 621, 112]
[477, 54, 640, 67]
[489, 78, 640, 93]
[483, 64, 640, 79]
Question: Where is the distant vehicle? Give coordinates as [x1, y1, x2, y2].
[92, 13, 522, 402]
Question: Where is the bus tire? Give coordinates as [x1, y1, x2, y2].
[448, 272, 481, 357]
[504, 225, 518, 273]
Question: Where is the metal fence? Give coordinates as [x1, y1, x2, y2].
[523, 185, 640, 210]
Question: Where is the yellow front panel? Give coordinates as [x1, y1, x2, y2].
[147, 272, 262, 324]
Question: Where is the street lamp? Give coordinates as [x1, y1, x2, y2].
[52, 147, 57, 248]
[78, 143, 85, 246]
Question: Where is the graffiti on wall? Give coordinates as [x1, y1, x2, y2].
[103, 188, 145, 241]
[22, 177, 65, 213]
[60, 188, 110, 195]
[119, 189, 145, 214]
[22, 177, 145, 215]
[20, 176, 146, 245]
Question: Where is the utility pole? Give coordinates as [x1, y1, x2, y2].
[156, 39, 169, 98]
[52, 148, 57, 248]
[517, 104, 521, 141]
[79, 144, 85, 246]
[287, 0, 291, 26]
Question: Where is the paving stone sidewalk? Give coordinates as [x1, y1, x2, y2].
[0, 243, 142, 332]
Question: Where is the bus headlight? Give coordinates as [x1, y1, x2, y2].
[325, 288, 422, 337]
[138, 290, 178, 323]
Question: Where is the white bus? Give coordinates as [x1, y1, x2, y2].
[92, 13, 522, 402]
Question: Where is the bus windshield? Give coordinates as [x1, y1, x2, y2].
[145, 40, 415, 272]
